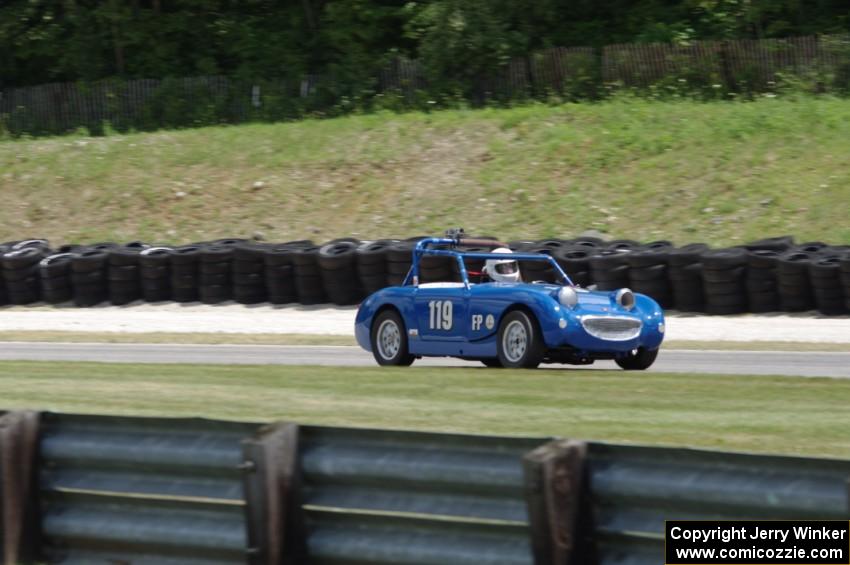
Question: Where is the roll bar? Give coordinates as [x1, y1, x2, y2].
[403, 237, 574, 287]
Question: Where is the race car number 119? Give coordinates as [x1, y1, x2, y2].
[428, 300, 453, 330]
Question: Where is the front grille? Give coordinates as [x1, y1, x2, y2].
[580, 316, 642, 341]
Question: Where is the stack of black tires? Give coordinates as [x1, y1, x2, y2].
[842, 255, 850, 313]
[385, 241, 416, 287]
[667, 244, 706, 311]
[40, 252, 74, 304]
[356, 240, 395, 295]
[108, 242, 148, 305]
[139, 247, 172, 302]
[554, 247, 592, 287]
[198, 244, 235, 304]
[263, 242, 304, 304]
[1, 233, 849, 315]
[232, 242, 269, 304]
[169, 245, 202, 303]
[2, 241, 50, 305]
[589, 249, 631, 291]
[292, 245, 326, 305]
[626, 243, 672, 309]
[699, 248, 748, 315]
[71, 245, 112, 306]
[809, 254, 847, 315]
[318, 239, 362, 305]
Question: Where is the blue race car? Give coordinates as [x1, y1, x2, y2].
[355, 231, 665, 369]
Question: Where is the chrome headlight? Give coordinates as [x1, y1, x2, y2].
[615, 288, 635, 310]
[558, 286, 578, 309]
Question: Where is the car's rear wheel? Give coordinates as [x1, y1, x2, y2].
[615, 347, 658, 370]
[497, 310, 544, 369]
[371, 309, 415, 367]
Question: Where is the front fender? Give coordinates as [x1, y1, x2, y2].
[355, 288, 417, 352]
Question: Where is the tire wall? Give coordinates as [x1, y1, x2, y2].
[2, 235, 848, 315]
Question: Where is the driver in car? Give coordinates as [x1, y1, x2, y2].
[483, 247, 522, 283]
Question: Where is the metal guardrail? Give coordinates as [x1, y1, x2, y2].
[586, 443, 850, 565]
[37, 413, 260, 565]
[0, 411, 848, 564]
[298, 425, 544, 565]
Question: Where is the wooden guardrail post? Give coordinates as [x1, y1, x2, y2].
[523, 439, 587, 565]
[0, 410, 41, 565]
[241, 422, 308, 565]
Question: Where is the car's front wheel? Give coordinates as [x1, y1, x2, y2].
[371, 309, 415, 366]
[497, 310, 544, 369]
[615, 347, 658, 370]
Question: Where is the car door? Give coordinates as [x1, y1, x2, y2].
[413, 283, 470, 346]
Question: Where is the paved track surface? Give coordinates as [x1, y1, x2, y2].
[0, 342, 848, 378]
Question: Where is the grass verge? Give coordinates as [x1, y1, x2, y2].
[2, 96, 848, 245]
[0, 331, 845, 351]
[2, 360, 848, 458]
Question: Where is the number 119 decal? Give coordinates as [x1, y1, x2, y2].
[428, 300, 453, 330]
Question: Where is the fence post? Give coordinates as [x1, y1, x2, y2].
[523, 439, 587, 565]
[0, 410, 41, 565]
[241, 422, 308, 565]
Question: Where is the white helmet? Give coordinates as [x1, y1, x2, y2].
[484, 247, 521, 283]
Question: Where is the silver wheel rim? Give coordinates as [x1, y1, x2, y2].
[502, 319, 528, 363]
[377, 319, 401, 360]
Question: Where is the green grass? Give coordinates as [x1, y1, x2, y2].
[2, 360, 849, 458]
[0, 330, 847, 351]
[1, 95, 848, 246]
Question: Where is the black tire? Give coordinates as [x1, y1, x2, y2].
[318, 241, 359, 270]
[200, 245, 235, 263]
[668, 243, 709, 267]
[2, 248, 45, 269]
[705, 292, 747, 307]
[264, 247, 296, 267]
[40, 254, 73, 278]
[201, 273, 229, 286]
[700, 248, 747, 270]
[200, 285, 232, 304]
[590, 264, 630, 282]
[747, 250, 780, 269]
[142, 288, 172, 302]
[170, 245, 202, 266]
[704, 281, 745, 295]
[235, 272, 263, 286]
[233, 260, 264, 275]
[139, 249, 172, 269]
[108, 265, 140, 281]
[615, 347, 658, 370]
[108, 247, 143, 267]
[629, 264, 666, 282]
[3, 266, 38, 282]
[357, 240, 396, 268]
[370, 309, 415, 366]
[744, 236, 794, 252]
[141, 265, 169, 279]
[497, 310, 544, 369]
[701, 266, 745, 284]
[232, 242, 267, 262]
[171, 287, 199, 303]
[626, 248, 669, 269]
[42, 276, 71, 291]
[481, 358, 503, 368]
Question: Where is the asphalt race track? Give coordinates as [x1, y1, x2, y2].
[0, 342, 848, 378]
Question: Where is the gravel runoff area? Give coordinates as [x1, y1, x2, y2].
[0, 303, 848, 343]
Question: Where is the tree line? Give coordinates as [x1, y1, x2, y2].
[1, 0, 848, 90]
